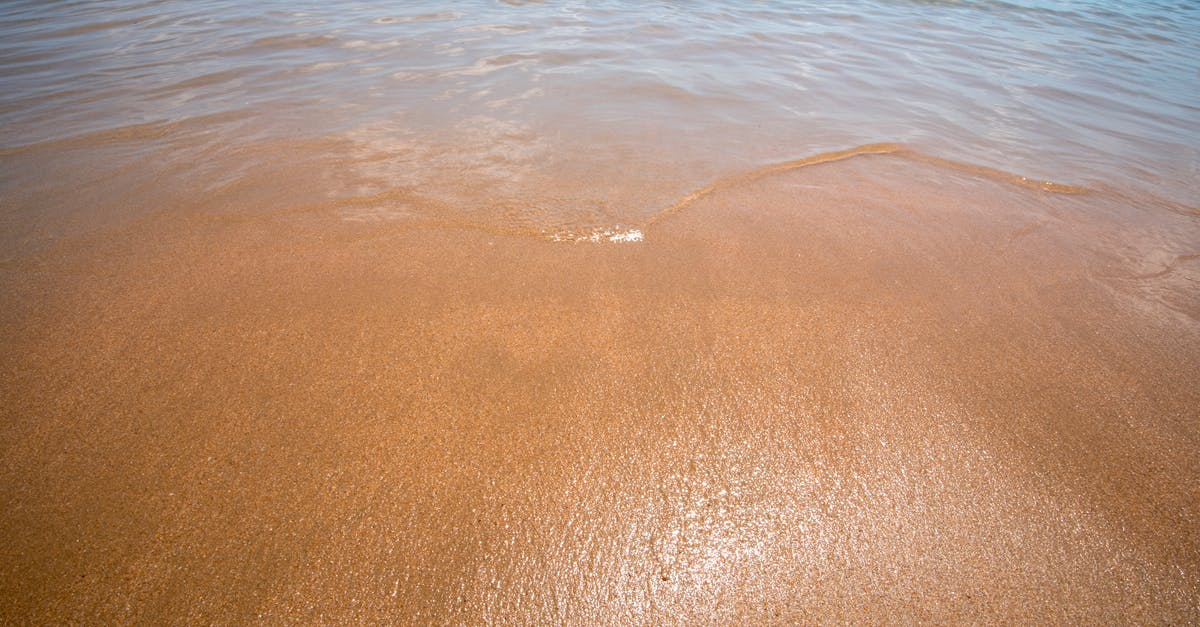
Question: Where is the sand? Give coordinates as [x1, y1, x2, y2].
[1, 151, 1198, 623]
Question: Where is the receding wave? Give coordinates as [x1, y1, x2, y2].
[643, 143, 1091, 229]
[249, 144, 1094, 244]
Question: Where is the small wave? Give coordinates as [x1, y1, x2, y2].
[243, 33, 337, 51]
[47, 17, 146, 39]
[643, 143, 1091, 228]
[211, 144, 1103, 244]
[373, 12, 463, 25]
[0, 120, 178, 155]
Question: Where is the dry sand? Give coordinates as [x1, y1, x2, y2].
[2, 151, 1198, 622]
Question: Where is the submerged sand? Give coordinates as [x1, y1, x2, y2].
[1, 151, 1198, 622]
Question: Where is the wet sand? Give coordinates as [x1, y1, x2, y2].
[1, 151, 1198, 622]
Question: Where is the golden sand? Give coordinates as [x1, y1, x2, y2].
[1, 152, 1197, 622]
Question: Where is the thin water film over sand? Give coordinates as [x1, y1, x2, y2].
[1, 0, 1198, 623]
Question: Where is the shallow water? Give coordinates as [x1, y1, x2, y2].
[1, 1, 1199, 623]
[1, 0, 1198, 241]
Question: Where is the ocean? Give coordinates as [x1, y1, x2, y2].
[1, 0, 1197, 243]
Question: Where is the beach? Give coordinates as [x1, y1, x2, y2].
[2, 1, 1198, 623]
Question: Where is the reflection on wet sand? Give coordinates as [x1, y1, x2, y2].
[2, 152, 1196, 622]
